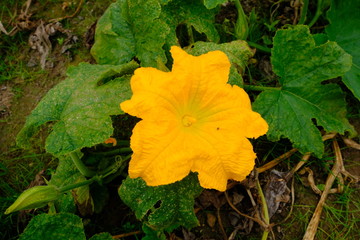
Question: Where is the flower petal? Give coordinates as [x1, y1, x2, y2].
[190, 128, 256, 191]
[128, 120, 195, 186]
[120, 67, 179, 120]
[171, 46, 231, 87]
[197, 85, 268, 139]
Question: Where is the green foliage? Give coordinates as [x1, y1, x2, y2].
[19, 213, 86, 240]
[253, 25, 354, 157]
[16, 62, 138, 156]
[91, 0, 221, 67]
[326, 0, 360, 100]
[118, 173, 202, 233]
[91, 0, 168, 67]
[187, 40, 254, 86]
[161, 0, 220, 43]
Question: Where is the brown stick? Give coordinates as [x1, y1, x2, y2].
[112, 230, 142, 239]
[302, 140, 342, 240]
[257, 148, 298, 173]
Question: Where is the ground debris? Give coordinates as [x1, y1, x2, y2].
[28, 21, 77, 69]
[0, 85, 14, 118]
[264, 170, 291, 219]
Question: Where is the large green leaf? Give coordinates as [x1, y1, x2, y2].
[19, 213, 86, 240]
[91, 0, 169, 67]
[326, 0, 360, 100]
[16, 61, 137, 156]
[118, 173, 202, 232]
[161, 0, 220, 45]
[187, 40, 254, 86]
[92, 0, 221, 67]
[253, 25, 354, 157]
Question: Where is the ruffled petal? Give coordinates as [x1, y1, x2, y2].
[120, 68, 179, 120]
[171, 46, 231, 87]
[190, 126, 256, 191]
[128, 120, 195, 186]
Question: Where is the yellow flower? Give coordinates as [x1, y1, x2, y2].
[120, 46, 268, 191]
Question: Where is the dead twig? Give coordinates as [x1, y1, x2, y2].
[112, 230, 142, 239]
[257, 133, 337, 175]
[216, 207, 227, 240]
[302, 140, 342, 240]
[49, 0, 85, 23]
[342, 137, 360, 150]
[257, 148, 298, 173]
[225, 191, 268, 229]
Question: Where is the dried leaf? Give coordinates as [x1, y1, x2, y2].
[264, 170, 291, 219]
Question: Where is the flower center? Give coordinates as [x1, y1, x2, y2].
[182, 115, 197, 127]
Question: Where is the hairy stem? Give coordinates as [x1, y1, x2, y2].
[59, 175, 100, 193]
[247, 41, 271, 53]
[298, 0, 309, 24]
[243, 85, 281, 91]
[69, 151, 96, 177]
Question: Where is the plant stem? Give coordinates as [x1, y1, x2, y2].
[247, 41, 271, 53]
[187, 24, 194, 44]
[59, 175, 100, 193]
[308, 0, 323, 28]
[69, 151, 96, 177]
[243, 85, 281, 91]
[100, 154, 131, 177]
[92, 147, 132, 156]
[256, 179, 270, 240]
[298, 0, 309, 24]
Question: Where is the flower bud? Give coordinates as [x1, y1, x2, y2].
[5, 185, 61, 214]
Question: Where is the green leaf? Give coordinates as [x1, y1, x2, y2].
[19, 213, 86, 240]
[161, 0, 220, 43]
[187, 40, 254, 86]
[91, 0, 169, 67]
[253, 25, 354, 157]
[16, 62, 138, 156]
[326, 0, 360, 100]
[118, 173, 202, 232]
[89, 232, 114, 240]
[203, 0, 228, 9]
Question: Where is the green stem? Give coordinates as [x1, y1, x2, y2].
[69, 152, 96, 177]
[243, 85, 281, 91]
[247, 41, 271, 53]
[59, 176, 100, 193]
[91, 147, 132, 156]
[298, 0, 309, 24]
[256, 179, 270, 240]
[308, 0, 323, 28]
[187, 24, 194, 44]
[99, 154, 131, 177]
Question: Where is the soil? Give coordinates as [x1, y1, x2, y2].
[1, 1, 360, 240]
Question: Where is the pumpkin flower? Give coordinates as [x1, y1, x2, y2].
[120, 46, 268, 191]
